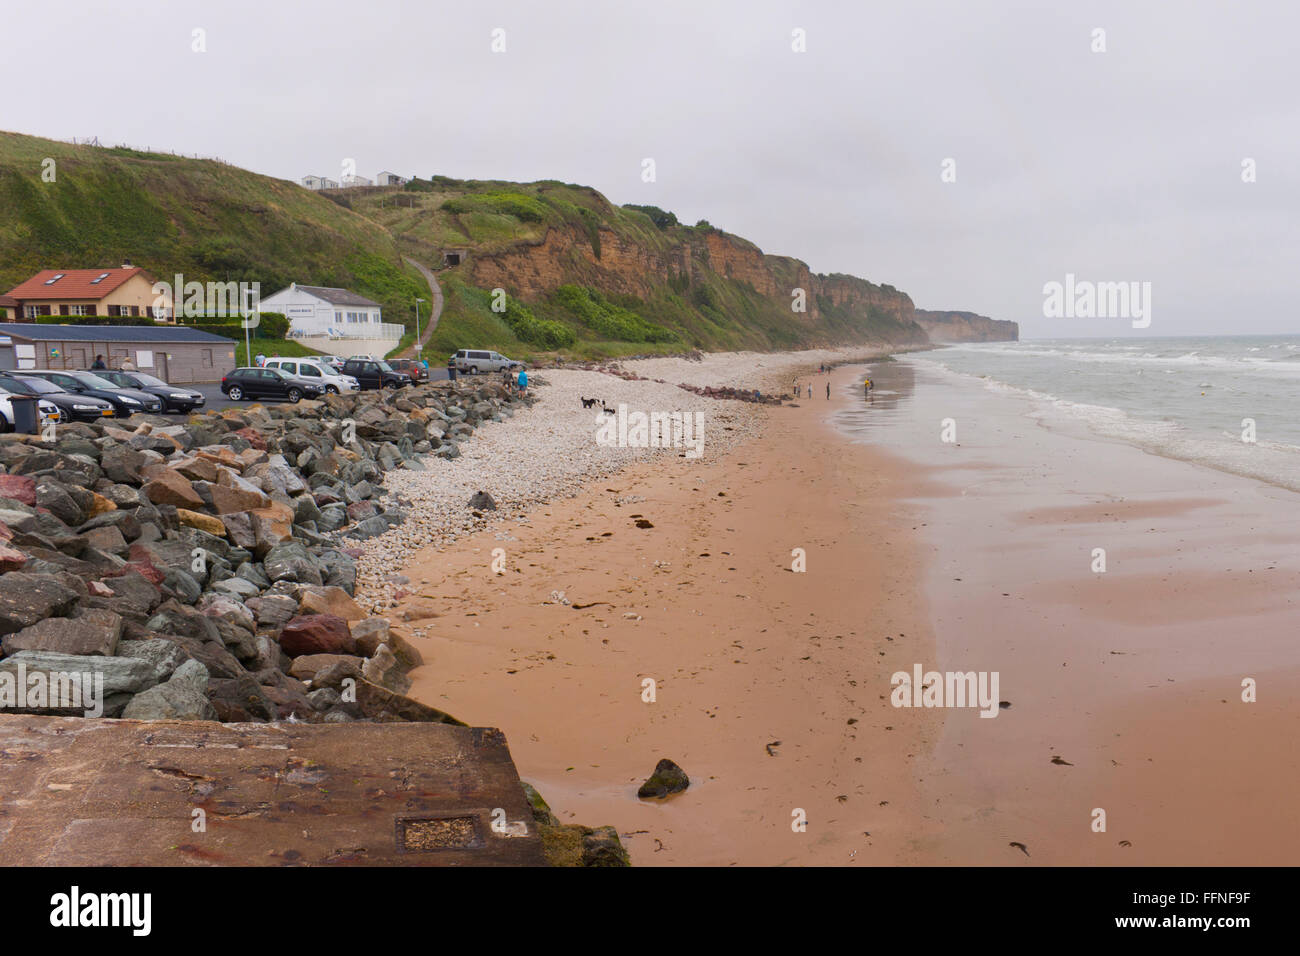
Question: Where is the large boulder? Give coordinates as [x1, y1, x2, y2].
[121, 659, 217, 721]
[100, 445, 146, 485]
[0, 572, 79, 635]
[0, 475, 36, 506]
[298, 586, 364, 622]
[278, 614, 357, 657]
[288, 653, 364, 684]
[361, 643, 411, 694]
[352, 618, 424, 671]
[142, 468, 204, 510]
[2, 608, 123, 657]
[115, 637, 193, 683]
[264, 541, 323, 586]
[0, 650, 157, 715]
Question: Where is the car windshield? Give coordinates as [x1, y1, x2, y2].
[376, 362, 393, 372]
[11, 377, 60, 394]
[72, 372, 119, 389]
[132, 373, 168, 388]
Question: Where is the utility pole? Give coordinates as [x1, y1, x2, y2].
[414, 297, 426, 359]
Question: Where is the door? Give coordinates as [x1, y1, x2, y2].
[155, 353, 169, 383]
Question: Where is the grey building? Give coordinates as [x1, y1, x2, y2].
[0, 324, 237, 384]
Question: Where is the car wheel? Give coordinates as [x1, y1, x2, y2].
[325, 385, 339, 395]
[227, 386, 244, 401]
[287, 388, 302, 403]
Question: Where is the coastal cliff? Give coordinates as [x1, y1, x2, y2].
[914, 309, 1019, 343]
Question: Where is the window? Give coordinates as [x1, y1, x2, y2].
[44, 274, 64, 286]
[300, 365, 321, 377]
[70, 304, 93, 316]
[335, 312, 342, 323]
[130, 306, 140, 317]
[90, 273, 110, 285]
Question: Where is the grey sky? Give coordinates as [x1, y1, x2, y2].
[2, 0, 1295, 338]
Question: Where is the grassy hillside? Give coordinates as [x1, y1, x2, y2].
[0, 131, 428, 334]
[0, 130, 928, 363]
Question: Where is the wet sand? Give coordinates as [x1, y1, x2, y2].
[392, 356, 1300, 865]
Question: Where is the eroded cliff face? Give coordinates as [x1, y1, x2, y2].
[467, 225, 929, 346]
[914, 309, 1019, 343]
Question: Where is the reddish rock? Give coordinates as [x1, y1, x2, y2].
[278, 614, 358, 657]
[0, 543, 28, 572]
[0, 475, 36, 506]
[298, 586, 365, 622]
[234, 427, 268, 451]
[113, 551, 166, 587]
[210, 483, 269, 515]
[142, 469, 204, 510]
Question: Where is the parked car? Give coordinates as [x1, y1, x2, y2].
[94, 369, 206, 414]
[451, 349, 521, 374]
[348, 354, 378, 361]
[221, 367, 326, 403]
[319, 356, 347, 374]
[0, 387, 61, 432]
[21, 369, 164, 416]
[0, 373, 116, 422]
[388, 358, 429, 383]
[263, 357, 358, 394]
[341, 358, 409, 390]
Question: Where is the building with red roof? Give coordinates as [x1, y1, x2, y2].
[3, 263, 170, 322]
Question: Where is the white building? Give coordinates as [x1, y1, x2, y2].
[341, 174, 372, 187]
[376, 171, 408, 186]
[302, 175, 339, 190]
[258, 283, 404, 358]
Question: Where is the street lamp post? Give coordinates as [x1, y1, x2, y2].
[414, 297, 426, 360]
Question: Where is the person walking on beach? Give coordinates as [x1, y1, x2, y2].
[90, 354, 106, 370]
[120, 356, 136, 372]
[807, 384, 812, 399]
[517, 367, 528, 393]
[826, 381, 830, 399]
[447, 356, 457, 383]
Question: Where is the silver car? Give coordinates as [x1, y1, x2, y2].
[452, 349, 521, 374]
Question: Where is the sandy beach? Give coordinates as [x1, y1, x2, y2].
[371, 351, 1300, 866]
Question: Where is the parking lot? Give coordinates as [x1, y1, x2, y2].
[188, 366, 461, 411]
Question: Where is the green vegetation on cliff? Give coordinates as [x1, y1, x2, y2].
[0, 130, 934, 360]
[0, 131, 429, 335]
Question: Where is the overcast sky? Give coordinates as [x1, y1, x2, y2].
[2, 0, 1295, 339]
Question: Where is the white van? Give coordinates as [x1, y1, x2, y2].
[452, 349, 521, 374]
[263, 358, 359, 394]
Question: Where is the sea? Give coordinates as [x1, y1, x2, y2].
[903, 335, 1300, 494]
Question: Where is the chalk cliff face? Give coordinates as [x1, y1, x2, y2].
[466, 224, 930, 347]
[914, 309, 1019, 343]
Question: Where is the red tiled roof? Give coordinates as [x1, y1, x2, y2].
[5, 267, 155, 301]
[0, 295, 16, 308]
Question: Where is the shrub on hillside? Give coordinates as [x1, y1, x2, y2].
[553, 285, 676, 344]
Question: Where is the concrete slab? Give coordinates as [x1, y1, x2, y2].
[0, 716, 545, 866]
